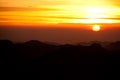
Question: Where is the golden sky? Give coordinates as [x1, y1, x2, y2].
[0, 0, 120, 26]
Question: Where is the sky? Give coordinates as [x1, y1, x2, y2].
[0, 0, 120, 43]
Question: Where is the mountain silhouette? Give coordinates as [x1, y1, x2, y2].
[1, 40, 119, 79]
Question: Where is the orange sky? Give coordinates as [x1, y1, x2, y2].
[0, 0, 120, 27]
[0, 0, 120, 43]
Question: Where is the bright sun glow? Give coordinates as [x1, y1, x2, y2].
[92, 25, 101, 31]
[0, 0, 120, 26]
[85, 8, 108, 19]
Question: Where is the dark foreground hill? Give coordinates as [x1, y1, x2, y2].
[1, 40, 120, 79]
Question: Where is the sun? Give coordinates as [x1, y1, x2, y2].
[92, 25, 101, 31]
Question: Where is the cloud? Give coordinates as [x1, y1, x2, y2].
[31, 16, 120, 20]
[0, 7, 59, 11]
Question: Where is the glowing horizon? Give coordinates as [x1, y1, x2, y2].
[0, 0, 120, 26]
